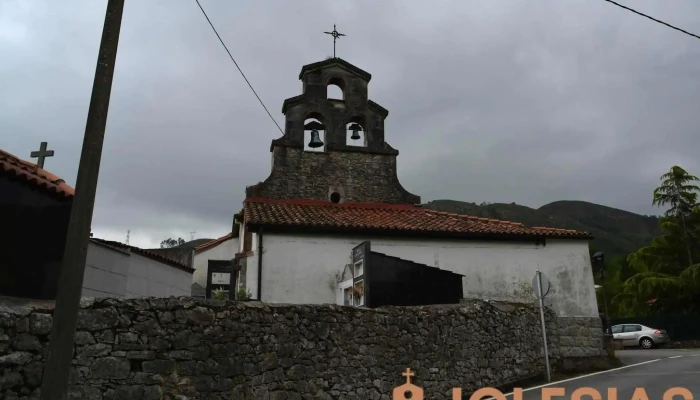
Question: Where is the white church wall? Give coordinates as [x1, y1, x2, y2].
[125, 252, 192, 298]
[239, 223, 247, 252]
[255, 233, 598, 318]
[191, 238, 239, 288]
[244, 252, 260, 300]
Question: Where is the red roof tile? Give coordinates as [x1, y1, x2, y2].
[194, 232, 237, 254]
[0, 148, 74, 199]
[243, 198, 591, 239]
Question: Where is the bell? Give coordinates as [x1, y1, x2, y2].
[308, 129, 324, 148]
[349, 123, 362, 140]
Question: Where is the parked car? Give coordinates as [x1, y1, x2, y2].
[610, 324, 670, 349]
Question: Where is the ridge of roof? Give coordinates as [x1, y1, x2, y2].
[245, 197, 419, 210]
[194, 232, 237, 254]
[298, 58, 372, 81]
[242, 198, 591, 239]
[90, 238, 194, 273]
[0, 148, 74, 199]
[244, 198, 526, 226]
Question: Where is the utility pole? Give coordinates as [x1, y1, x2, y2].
[126, 230, 130, 245]
[40, 1, 124, 399]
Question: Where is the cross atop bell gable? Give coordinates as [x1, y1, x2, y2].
[245, 57, 421, 205]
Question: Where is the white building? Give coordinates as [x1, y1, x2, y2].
[235, 200, 597, 317]
[226, 57, 598, 318]
[82, 239, 194, 298]
[190, 232, 240, 297]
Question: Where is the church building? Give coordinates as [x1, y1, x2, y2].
[231, 57, 598, 318]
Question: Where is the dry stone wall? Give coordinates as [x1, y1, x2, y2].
[0, 297, 607, 400]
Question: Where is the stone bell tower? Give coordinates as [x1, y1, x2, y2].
[245, 58, 420, 205]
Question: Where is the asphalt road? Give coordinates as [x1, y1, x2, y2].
[505, 349, 700, 400]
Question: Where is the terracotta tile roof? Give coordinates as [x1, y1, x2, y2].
[194, 232, 237, 254]
[0, 148, 74, 199]
[243, 198, 591, 239]
[91, 238, 194, 273]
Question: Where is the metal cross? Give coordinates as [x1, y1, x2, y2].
[30, 141, 54, 169]
[324, 24, 345, 58]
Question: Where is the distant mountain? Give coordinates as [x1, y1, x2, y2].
[422, 200, 661, 256]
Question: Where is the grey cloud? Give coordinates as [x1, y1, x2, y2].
[2, 0, 700, 247]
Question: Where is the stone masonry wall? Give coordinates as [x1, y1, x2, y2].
[0, 297, 607, 400]
[246, 146, 420, 204]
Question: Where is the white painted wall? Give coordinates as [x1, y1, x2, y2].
[83, 242, 129, 298]
[191, 237, 239, 287]
[247, 233, 597, 317]
[125, 252, 192, 298]
[83, 242, 192, 299]
[244, 252, 259, 299]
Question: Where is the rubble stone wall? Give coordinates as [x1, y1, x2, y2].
[0, 297, 607, 400]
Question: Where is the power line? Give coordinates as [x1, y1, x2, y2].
[194, 0, 285, 135]
[603, 0, 700, 41]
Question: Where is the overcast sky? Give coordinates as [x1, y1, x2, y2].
[2, 0, 700, 248]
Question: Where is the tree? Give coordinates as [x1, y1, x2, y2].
[652, 166, 700, 267]
[160, 237, 185, 248]
[610, 166, 700, 316]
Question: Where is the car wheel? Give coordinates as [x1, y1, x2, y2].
[640, 337, 654, 349]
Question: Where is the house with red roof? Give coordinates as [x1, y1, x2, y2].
[0, 148, 194, 299]
[226, 57, 599, 318]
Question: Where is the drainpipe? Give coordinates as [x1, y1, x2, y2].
[257, 228, 263, 301]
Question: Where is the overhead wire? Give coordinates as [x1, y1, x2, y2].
[194, 0, 285, 135]
[602, 0, 700, 41]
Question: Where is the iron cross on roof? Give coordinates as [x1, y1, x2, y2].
[324, 24, 345, 58]
[30, 141, 54, 169]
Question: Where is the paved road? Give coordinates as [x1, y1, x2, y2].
[616, 349, 700, 366]
[510, 349, 700, 400]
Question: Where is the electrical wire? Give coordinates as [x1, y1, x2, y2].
[603, 0, 700, 41]
[194, 0, 285, 135]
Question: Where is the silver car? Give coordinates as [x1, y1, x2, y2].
[611, 323, 670, 349]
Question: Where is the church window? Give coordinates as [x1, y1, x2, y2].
[330, 192, 341, 203]
[346, 122, 366, 146]
[353, 260, 364, 278]
[326, 77, 345, 100]
[304, 117, 325, 152]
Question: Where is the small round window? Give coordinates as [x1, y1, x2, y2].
[330, 192, 341, 204]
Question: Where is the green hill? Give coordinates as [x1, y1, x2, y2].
[422, 199, 660, 256]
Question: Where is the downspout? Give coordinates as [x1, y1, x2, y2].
[257, 228, 263, 301]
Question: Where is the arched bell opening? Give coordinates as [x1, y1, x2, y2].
[304, 117, 326, 152]
[326, 77, 345, 101]
[346, 121, 366, 147]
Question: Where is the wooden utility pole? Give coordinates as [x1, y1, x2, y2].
[40, 1, 124, 399]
